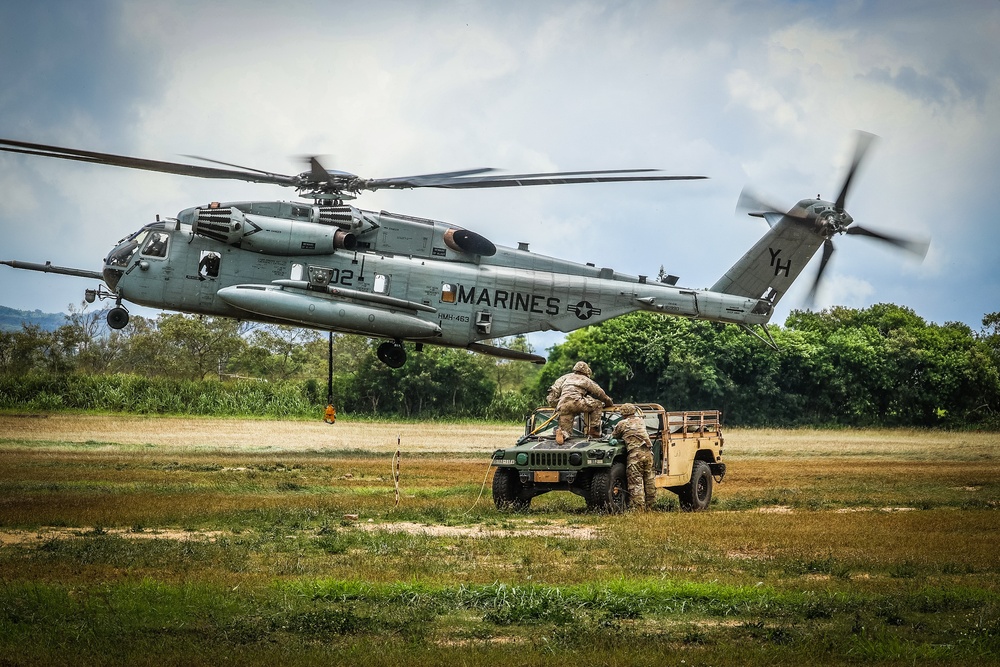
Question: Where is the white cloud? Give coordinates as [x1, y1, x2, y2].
[0, 0, 997, 330]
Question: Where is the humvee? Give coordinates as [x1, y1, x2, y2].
[491, 404, 725, 512]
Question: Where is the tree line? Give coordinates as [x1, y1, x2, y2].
[0, 305, 540, 420]
[1, 302, 997, 427]
[541, 305, 1000, 428]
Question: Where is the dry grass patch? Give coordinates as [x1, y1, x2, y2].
[0, 414, 521, 453]
[731, 427, 1000, 460]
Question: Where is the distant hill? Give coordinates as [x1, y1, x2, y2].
[0, 305, 67, 332]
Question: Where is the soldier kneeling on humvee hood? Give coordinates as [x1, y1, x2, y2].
[547, 361, 613, 444]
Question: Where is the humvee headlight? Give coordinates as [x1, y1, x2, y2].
[569, 452, 582, 466]
[516, 452, 528, 465]
[492, 449, 505, 459]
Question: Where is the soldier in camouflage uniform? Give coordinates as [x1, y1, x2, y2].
[547, 361, 613, 444]
[612, 403, 656, 510]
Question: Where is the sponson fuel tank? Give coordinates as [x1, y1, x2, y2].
[218, 285, 442, 338]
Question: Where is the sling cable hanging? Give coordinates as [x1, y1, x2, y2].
[323, 331, 337, 424]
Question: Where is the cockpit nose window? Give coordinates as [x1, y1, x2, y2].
[141, 232, 170, 258]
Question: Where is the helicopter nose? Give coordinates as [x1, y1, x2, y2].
[102, 266, 123, 290]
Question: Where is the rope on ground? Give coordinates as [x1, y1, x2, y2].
[392, 434, 401, 508]
[462, 457, 495, 516]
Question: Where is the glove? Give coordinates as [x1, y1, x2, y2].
[604, 397, 614, 407]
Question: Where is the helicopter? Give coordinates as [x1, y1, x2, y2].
[0, 132, 927, 369]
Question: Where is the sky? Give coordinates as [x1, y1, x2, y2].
[1, 0, 997, 354]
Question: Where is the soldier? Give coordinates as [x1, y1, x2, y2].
[198, 251, 221, 278]
[612, 403, 656, 511]
[547, 361, 613, 444]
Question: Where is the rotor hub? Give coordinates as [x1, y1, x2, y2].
[817, 211, 852, 237]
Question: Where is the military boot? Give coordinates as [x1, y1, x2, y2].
[555, 429, 565, 445]
[588, 426, 602, 439]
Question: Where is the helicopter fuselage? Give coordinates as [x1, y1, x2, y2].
[101, 200, 771, 354]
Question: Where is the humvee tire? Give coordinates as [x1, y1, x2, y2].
[492, 468, 530, 510]
[588, 461, 627, 512]
[677, 460, 713, 511]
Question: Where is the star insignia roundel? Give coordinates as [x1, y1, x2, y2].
[569, 300, 602, 320]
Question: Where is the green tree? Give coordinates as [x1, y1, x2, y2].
[234, 324, 319, 380]
[154, 314, 248, 380]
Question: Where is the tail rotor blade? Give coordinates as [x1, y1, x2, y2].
[835, 131, 877, 212]
[845, 225, 930, 259]
[736, 186, 782, 217]
[805, 239, 835, 309]
[736, 186, 811, 226]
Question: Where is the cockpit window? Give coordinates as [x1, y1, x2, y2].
[141, 232, 170, 258]
[106, 230, 149, 268]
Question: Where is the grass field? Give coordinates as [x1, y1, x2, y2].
[1, 414, 998, 665]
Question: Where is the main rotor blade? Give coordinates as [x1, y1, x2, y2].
[366, 169, 706, 191]
[845, 225, 930, 258]
[374, 167, 500, 183]
[835, 131, 876, 212]
[0, 138, 297, 187]
[182, 154, 288, 177]
[1, 137, 705, 196]
[805, 239, 835, 309]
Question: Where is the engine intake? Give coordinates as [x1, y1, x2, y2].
[192, 206, 355, 256]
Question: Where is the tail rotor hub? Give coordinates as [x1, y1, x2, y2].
[817, 209, 853, 237]
[816, 209, 854, 239]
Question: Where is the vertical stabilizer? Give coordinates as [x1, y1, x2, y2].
[710, 218, 824, 315]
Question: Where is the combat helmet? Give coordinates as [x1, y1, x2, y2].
[572, 361, 592, 376]
[619, 403, 638, 416]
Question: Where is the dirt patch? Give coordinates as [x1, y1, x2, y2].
[756, 506, 794, 513]
[726, 550, 771, 561]
[0, 521, 599, 546]
[0, 527, 226, 546]
[841, 507, 916, 513]
[352, 520, 601, 540]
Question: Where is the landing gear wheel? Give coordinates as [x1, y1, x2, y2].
[106, 306, 129, 330]
[376, 341, 406, 368]
[677, 460, 713, 512]
[492, 468, 530, 510]
[588, 461, 627, 513]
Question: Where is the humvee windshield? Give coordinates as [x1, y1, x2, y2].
[524, 406, 661, 439]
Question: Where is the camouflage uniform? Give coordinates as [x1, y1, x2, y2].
[547, 361, 613, 442]
[612, 403, 656, 510]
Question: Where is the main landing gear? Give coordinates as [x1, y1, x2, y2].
[377, 339, 407, 368]
[107, 305, 130, 329]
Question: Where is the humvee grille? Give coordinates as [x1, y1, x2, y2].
[530, 451, 568, 467]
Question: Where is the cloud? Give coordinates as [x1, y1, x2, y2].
[0, 0, 997, 334]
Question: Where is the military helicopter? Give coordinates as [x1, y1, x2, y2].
[0, 132, 927, 369]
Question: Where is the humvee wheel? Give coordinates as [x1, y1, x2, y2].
[678, 460, 713, 512]
[492, 468, 530, 510]
[588, 461, 627, 512]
